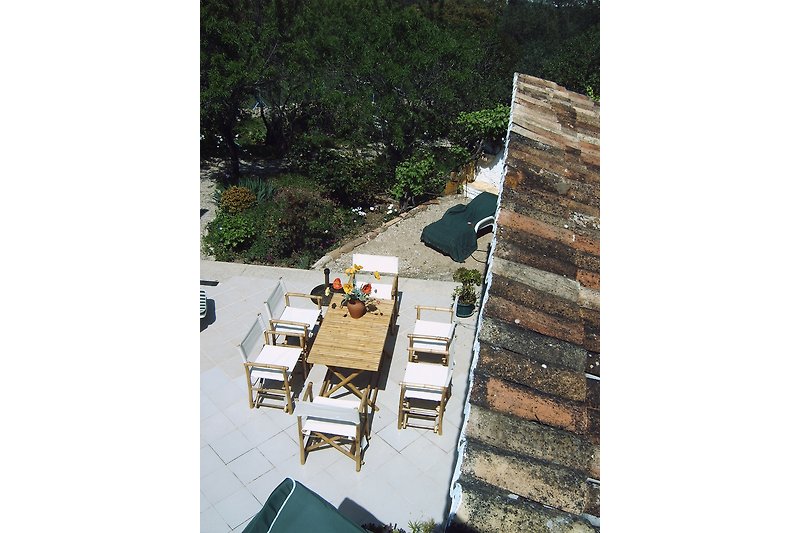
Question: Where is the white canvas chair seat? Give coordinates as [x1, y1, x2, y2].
[296, 383, 368, 471]
[402, 363, 452, 400]
[398, 361, 454, 435]
[411, 320, 455, 353]
[249, 344, 304, 382]
[408, 306, 456, 365]
[238, 314, 307, 414]
[273, 307, 321, 334]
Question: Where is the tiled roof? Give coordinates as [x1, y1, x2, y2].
[452, 74, 600, 531]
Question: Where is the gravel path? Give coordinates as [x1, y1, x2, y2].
[322, 195, 493, 282]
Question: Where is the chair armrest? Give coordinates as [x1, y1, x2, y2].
[269, 319, 310, 333]
[401, 381, 447, 392]
[408, 333, 453, 346]
[245, 362, 290, 373]
[301, 382, 314, 402]
[267, 322, 309, 349]
[473, 215, 494, 233]
[415, 305, 454, 321]
[285, 292, 323, 310]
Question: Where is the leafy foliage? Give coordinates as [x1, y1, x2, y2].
[541, 25, 600, 98]
[391, 151, 442, 208]
[452, 267, 482, 305]
[205, 178, 363, 268]
[361, 518, 437, 533]
[200, 0, 600, 266]
[203, 211, 257, 259]
[456, 104, 511, 155]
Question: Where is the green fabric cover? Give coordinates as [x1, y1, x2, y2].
[242, 478, 365, 533]
[420, 192, 498, 262]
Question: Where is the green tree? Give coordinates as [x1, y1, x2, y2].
[201, 0, 278, 181]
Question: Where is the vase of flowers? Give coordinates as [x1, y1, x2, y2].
[330, 264, 379, 319]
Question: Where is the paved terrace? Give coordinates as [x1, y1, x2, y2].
[200, 260, 478, 532]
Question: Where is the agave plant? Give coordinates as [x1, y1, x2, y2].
[238, 176, 276, 205]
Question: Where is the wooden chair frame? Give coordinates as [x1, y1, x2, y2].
[398, 381, 451, 435]
[407, 305, 455, 366]
[398, 360, 454, 435]
[296, 382, 369, 472]
[264, 280, 323, 345]
[238, 315, 307, 414]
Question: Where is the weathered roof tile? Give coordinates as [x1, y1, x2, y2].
[477, 343, 587, 403]
[470, 375, 589, 435]
[478, 317, 587, 372]
[466, 404, 599, 478]
[461, 440, 594, 515]
[455, 73, 600, 530]
[453, 478, 598, 533]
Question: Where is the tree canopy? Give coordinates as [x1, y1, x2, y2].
[201, 0, 600, 187]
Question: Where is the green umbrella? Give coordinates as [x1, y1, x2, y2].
[242, 478, 365, 533]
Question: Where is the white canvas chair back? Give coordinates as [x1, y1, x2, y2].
[238, 313, 305, 413]
[237, 314, 269, 363]
[352, 253, 398, 275]
[263, 281, 288, 321]
[295, 397, 362, 428]
[263, 279, 322, 343]
[353, 253, 399, 300]
[296, 383, 368, 471]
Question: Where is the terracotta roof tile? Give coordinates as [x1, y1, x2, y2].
[456, 74, 600, 530]
[471, 376, 589, 435]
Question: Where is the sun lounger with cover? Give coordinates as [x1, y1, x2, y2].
[420, 192, 498, 262]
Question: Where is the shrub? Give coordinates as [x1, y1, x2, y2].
[455, 104, 511, 154]
[391, 151, 443, 208]
[240, 185, 361, 267]
[297, 148, 390, 208]
[220, 185, 257, 213]
[203, 211, 257, 257]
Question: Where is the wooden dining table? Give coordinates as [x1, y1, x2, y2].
[307, 297, 394, 411]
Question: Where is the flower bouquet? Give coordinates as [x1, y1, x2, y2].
[328, 264, 381, 318]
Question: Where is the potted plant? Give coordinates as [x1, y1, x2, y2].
[452, 267, 482, 318]
[329, 263, 378, 319]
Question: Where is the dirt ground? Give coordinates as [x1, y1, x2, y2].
[321, 195, 494, 283]
[200, 163, 494, 283]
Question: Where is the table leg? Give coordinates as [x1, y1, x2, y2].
[321, 367, 380, 411]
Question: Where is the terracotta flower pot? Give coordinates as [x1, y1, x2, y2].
[346, 299, 367, 319]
